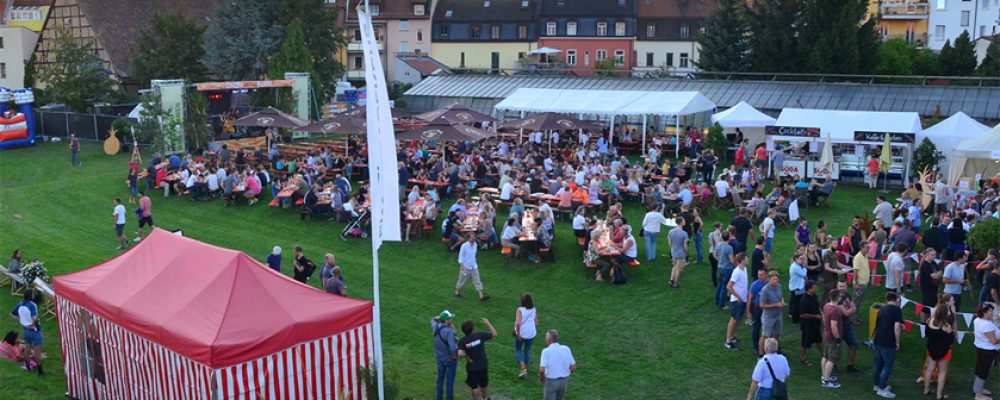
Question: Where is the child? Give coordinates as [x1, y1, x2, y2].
[795, 218, 811, 246]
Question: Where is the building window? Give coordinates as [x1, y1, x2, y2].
[614, 50, 625, 65]
[518, 51, 526, 60]
[961, 11, 970, 26]
[400, 41, 409, 52]
[0, 37, 4, 49]
[439, 24, 450, 37]
[460, 52, 466, 67]
[680, 24, 690, 38]
[354, 56, 363, 69]
[584, 51, 590, 66]
[518, 24, 528, 39]
[417, 29, 423, 42]
[596, 49, 608, 61]
[936, 0, 945, 10]
[646, 24, 655, 38]
[484, 0, 491, 7]
[615, 21, 626, 36]
[491, 25, 500, 39]
[324, 0, 335, 4]
[472, 25, 481, 38]
[445, 9, 453, 17]
[981, 25, 987, 37]
[414, 3, 426, 15]
[566, 49, 577, 65]
[369, 4, 379, 15]
[666, 52, 674, 66]
[354, 29, 362, 41]
[0, 63, 5, 79]
[567, 21, 577, 36]
[935, 25, 945, 40]
[597, 22, 608, 36]
[547, 21, 557, 36]
[645, 52, 654, 66]
[400, 20, 409, 31]
[680, 52, 689, 68]
[522, 0, 530, 7]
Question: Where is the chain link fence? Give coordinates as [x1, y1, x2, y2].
[35, 111, 144, 143]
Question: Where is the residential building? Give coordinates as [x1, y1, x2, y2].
[536, 0, 636, 75]
[8, 0, 52, 32]
[871, 0, 929, 47]
[342, 1, 431, 84]
[431, 0, 539, 72]
[393, 53, 449, 84]
[974, 35, 996, 64]
[928, 0, 1000, 50]
[0, 0, 45, 89]
[635, 0, 717, 75]
[31, 0, 221, 91]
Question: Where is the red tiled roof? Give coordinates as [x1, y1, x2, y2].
[637, 0, 719, 19]
[398, 55, 449, 76]
[12, 0, 53, 6]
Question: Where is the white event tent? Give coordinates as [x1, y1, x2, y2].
[917, 112, 991, 173]
[710, 101, 775, 148]
[948, 124, 1000, 185]
[493, 88, 716, 156]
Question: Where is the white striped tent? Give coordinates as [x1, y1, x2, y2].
[55, 228, 374, 400]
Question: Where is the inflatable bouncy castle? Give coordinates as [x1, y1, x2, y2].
[0, 87, 37, 150]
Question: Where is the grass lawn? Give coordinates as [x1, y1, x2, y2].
[0, 142, 988, 399]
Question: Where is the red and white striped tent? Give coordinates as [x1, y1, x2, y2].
[54, 228, 374, 400]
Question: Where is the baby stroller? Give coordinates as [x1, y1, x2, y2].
[340, 209, 370, 241]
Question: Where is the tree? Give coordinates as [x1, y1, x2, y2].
[874, 39, 917, 75]
[951, 31, 978, 76]
[695, 0, 750, 72]
[133, 10, 207, 86]
[977, 37, 1000, 76]
[938, 39, 954, 75]
[202, 0, 283, 80]
[706, 123, 729, 160]
[268, 18, 314, 80]
[279, 0, 347, 102]
[184, 87, 213, 151]
[23, 54, 36, 88]
[746, 0, 803, 72]
[799, 0, 878, 74]
[39, 27, 119, 112]
[913, 49, 941, 76]
[594, 59, 621, 77]
[910, 137, 943, 178]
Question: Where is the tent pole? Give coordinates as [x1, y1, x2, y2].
[675, 116, 680, 159]
[609, 115, 615, 146]
[641, 115, 647, 154]
[519, 111, 524, 145]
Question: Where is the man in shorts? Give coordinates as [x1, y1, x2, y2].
[837, 280, 861, 372]
[759, 270, 785, 356]
[667, 217, 689, 289]
[760, 209, 776, 260]
[112, 198, 129, 250]
[136, 191, 154, 242]
[10, 290, 44, 375]
[748, 268, 768, 355]
[725, 253, 749, 350]
[457, 318, 497, 400]
[821, 289, 843, 389]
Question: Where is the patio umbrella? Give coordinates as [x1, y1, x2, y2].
[297, 115, 367, 135]
[232, 106, 309, 128]
[342, 105, 412, 120]
[879, 133, 893, 193]
[818, 134, 834, 170]
[527, 47, 562, 55]
[396, 117, 496, 142]
[414, 104, 496, 125]
[500, 112, 602, 131]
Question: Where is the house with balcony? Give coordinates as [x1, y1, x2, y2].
[535, 0, 637, 76]
[0, 0, 52, 88]
[869, 0, 929, 47]
[430, 0, 540, 73]
[927, 0, 999, 51]
[635, 0, 717, 76]
[342, 2, 389, 83]
[339, 1, 432, 84]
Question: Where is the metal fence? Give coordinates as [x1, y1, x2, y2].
[35, 111, 140, 143]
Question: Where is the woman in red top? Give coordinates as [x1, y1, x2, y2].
[866, 155, 880, 189]
[753, 144, 768, 171]
[0, 331, 27, 367]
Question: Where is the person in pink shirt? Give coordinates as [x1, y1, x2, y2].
[136, 192, 153, 242]
[244, 171, 261, 205]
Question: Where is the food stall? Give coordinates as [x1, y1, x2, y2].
[765, 109, 922, 186]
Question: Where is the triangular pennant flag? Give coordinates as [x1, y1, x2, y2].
[874, 275, 883, 286]
[919, 324, 926, 338]
[901, 296, 910, 309]
[847, 272, 855, 284]
[914, 304, 924, 315]
[914, 270, 921, 284]
[904, 320, 914, 333]
[963, 313, 974, 327]
[957, 331, 966, 345]
[904, 273, 912, 285]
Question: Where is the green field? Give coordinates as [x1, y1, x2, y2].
[0, 142, 989, 399]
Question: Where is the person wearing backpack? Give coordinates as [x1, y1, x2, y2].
[748, 337, 790, 400]
[432, 310, 459, 400]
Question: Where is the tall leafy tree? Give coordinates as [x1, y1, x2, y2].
[950, 30, 978, 76]
[202, 0, 284, 80]
[133, 11, 207, 86]
[746, 0, 803, 72]
[268, 18, 314, 79]
[696, 0, 750, 72]
[913, 49, 941, 76]
[279, 0, 347, 101]
[978, 37, 1000, 76]
[799, 0, 878, 74]
[938, 39, 955, 75]
[39, 27, 119, 112]
[874, 39, 916, 75]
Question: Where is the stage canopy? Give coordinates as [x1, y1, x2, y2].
[919, 112, 991, 169]
[948, 124, 1000, 184]
[711, 101, 776, 128]
[774, 108, 922, 141]
[493, 88, 716, 117]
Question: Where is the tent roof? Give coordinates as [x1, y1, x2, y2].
[710, 101, 777, 128]
[773, 108, 922, 141]
[493, 88, 716, 117]
[953, 123, 1000, 159]
[54, 229, 373, 369]
[918, 111, 991, 144]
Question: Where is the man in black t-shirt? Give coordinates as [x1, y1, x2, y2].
[750, 237, 767, 279]
[872, 293, 903, 398]
[983, 262, 1000, 305]
[458, 318, 498, 400]
[918, 248, 941, 318]
[730, 210, 755, 252]
[292, 246, 316, 283]
[798, 281, 823, 366]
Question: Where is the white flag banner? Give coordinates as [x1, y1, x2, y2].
[962, 312, 974, 328]
[900, 296, 910, 309]
[956, 331, 966, 345]
[358, 8, 401, 248]
[788, 200, 800, 221]
[918, 324, 926, 338]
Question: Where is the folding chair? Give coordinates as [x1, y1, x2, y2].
[6, 269, 26, 296]
[33, 278, 57, 320]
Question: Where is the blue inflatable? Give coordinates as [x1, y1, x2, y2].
[0, 87, 37, 150]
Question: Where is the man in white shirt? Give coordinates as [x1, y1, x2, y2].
[578, 131, 589, 144]
[112, 198, 129, 250]
[455, 234, 488, 302]
[872, 196, 894, 228]
[539, 329, 576, 400]
[500, 180, 515, 201]
[760, 210, 776, 258]
[207, 172, 220, 194]
[715, 178, 731, 200]
[725, 254, 749, 349]
[216, 166, 227, 183]
[641, 205, 670, 261]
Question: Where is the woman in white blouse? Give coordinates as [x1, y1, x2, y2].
[973, 303, 1000, 400]
[515, 293, 539, 379]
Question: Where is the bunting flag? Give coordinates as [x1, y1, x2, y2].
[903, 273, 912, 285]
[903, 320, 914, 333]
[957, 331, 966, 345]
[874, 275, 883, 286]
[900, 296, 910, 309]
[914, 303, 924, 315]
[962, 313, 974, 327]
[919, 323, 926, 338]
[847, 272, 855, 284]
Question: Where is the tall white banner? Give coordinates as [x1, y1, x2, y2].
[358, 9, 401, 247]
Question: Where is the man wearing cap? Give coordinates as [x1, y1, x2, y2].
[266, 246, 282, 273]
[432, 311, 459, 400]
[540, 329, 576, 400]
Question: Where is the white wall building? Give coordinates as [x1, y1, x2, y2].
[928, 0, 1000, 50]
